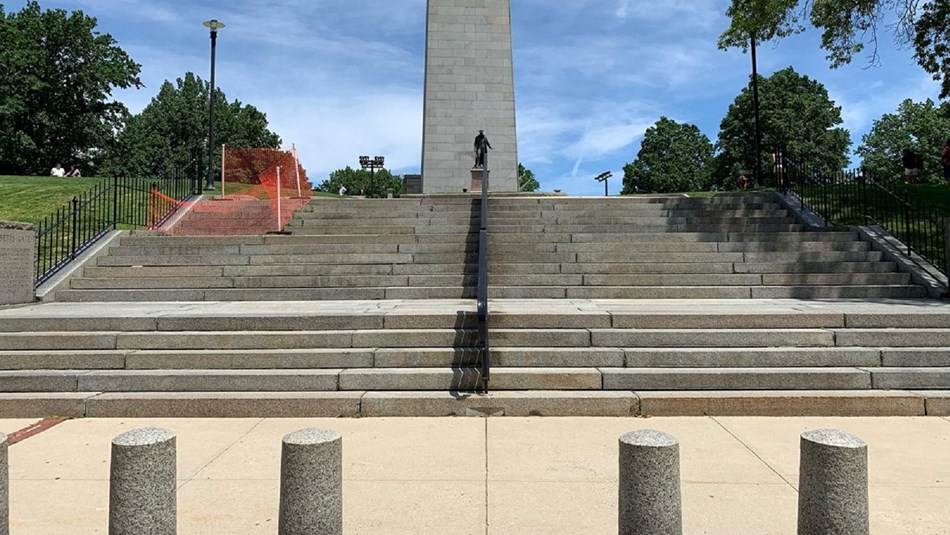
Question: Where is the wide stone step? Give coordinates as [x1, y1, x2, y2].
[3, 345, 918, 371]
[338, 368, 601, 391]
[490, 274, 762, 287]
[0, 368, 603, 392]
[590, 329, 836, 347]
[870, 368, 950, 389]
[602, 367, 872, 390]
[483, 208, 790, 217]
[21, 326, 948, 352]
[624, 348, 881, 367]
[54, 287, 476, 302]
[483, 224, 804, 234]
[488, 216, 797, 226]
[69, 275, 479, 290]
[12, 366, 938, 393]
[735, 262, 898, 274]
[0, 349, 376, 370]
[748, 285, 926, 299]
[1, 389, 943, 418]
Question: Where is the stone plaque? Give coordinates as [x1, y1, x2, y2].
[0, 222, 36, 305]
[403, 174, 423, 195]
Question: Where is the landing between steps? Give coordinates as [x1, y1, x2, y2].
[1, 390, 945, 418]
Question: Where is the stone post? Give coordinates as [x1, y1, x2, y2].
[0, 222, 36, 305]
[619, 430, 682, 535]
[278, 428, 343, 535]
[798, 429, 869, 535]
[1, 433, 8, 535]
[109, 428, 177, 535]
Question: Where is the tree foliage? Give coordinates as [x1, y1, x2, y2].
[715, 67, 850, 185]
[101, 72, 281, 178]
[318, 166, 403, 197]
[720, 0, 950, 99]
[622, 117, 714, 194]
[857, 98, 950, 183]
[0, 1, 142, 175]
[518, 163, 540, 192]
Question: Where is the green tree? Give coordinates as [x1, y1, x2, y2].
[0, 1, 142, 175]
[857, 99, 950, 183]
[318, 166, 403, 197]
[101, 72, 281, 178]
[715, 67, 850, 185]
[622, 117, 714, 194]
[719, 0, 950, 98]
[518, 163, 540, 192]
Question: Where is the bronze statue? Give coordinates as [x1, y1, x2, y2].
[474, 130, 492, 168]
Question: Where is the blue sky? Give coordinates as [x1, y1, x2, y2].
[8, 0, 943, 194]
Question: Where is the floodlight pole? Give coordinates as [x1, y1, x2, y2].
[359, 156, 385, 198]
[595, 171, 612, 197]
[203, 19, 225, 191]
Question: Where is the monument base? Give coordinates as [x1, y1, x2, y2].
[471, 168, 489, 193]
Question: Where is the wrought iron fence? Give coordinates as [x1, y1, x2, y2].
[35, 163, 198, 286]
[779, 156, 948, 277]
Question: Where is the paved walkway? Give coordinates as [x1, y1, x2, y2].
[4, 416, 950, 534]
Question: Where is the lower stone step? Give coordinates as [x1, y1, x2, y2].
[602, 367, 872, 390]
[0, 390, 943, 418]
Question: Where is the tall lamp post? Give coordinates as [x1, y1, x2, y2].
[750, 32, 763, 188]
[203, 19, 225, 191]
[595, 171, 612, 197]
[359, 156, 385, 198]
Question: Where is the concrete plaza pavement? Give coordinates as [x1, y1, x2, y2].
[3, 415, 950, 534]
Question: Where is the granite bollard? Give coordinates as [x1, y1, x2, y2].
[278, 428, 343, 535]
[619, 429, 682, 535]
[798, 428, 869, 535]
[109, 428, 176, 535]
[1, 433, 7, 535]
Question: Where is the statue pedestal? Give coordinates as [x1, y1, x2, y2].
[470, 168, 489, 193]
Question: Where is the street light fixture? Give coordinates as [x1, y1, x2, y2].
[359, 155, 385, 198]
[203, 19, 225, 191]
[595, 171, 612, 197]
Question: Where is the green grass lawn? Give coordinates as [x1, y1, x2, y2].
[0, 176, 110, 224]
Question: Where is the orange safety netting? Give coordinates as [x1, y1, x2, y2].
[151, 146, 313, 236]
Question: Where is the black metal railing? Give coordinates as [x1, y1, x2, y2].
[780, 157, 948, 277]
[477, 154, 491, 391]
[35, 162, 198, 286]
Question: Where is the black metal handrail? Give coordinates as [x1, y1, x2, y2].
[34, 162, 198, 286]
[781, 157, 948, 277]
[35, 180, 113, 286]
[477, 154, 491, 391]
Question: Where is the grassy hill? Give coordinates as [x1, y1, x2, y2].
[0, 176, 109, 224]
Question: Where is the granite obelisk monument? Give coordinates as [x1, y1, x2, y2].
[421, 0, 519, 193]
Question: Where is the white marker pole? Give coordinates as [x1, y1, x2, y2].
[220, 144, 226, 196]
[276, 166, 282, 232]
[293, 144, 302, 197]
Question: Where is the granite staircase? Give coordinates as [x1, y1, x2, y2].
[55, 194, 925, 301]
[2, 193, 948, 417]
[166, 195, 311, 237]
